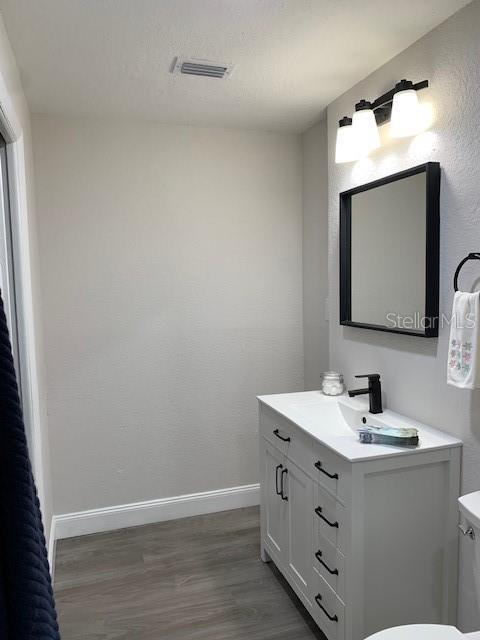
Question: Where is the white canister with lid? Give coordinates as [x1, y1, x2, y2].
[321, 371, 345, 396]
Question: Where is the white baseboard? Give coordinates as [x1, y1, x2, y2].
[54, 483, 260, 541]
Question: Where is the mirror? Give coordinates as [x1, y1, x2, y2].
[339, 162, 440, 337]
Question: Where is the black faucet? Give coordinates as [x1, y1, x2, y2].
[348, 374, 383, 414]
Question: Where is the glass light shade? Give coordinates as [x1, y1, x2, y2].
[352, 108, 380, 156]
[390, 89, 423, 138]
[335, 122, 359, 164]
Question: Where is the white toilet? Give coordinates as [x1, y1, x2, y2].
[366, 491, 480, 640]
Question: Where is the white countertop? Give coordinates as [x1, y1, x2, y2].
[257, 390, 462, 462]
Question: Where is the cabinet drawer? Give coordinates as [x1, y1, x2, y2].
[314, 532, 345, 603]
[314, 482, 348, 554]
[259, 404, 294, 456]
[311, 443, 350, 506]
[311, 573, 345, 640]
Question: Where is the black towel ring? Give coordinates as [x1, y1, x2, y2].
[454, 252, 480, 292]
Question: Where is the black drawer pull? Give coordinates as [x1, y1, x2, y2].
[315, 460, 338, 480]
[315, 506, 339, 528]
[315, 550, 339, 575]
[275, 464, 283, 496]
[273, 428, 291, 442]
[315, 594, 338, 622]
[273, 429, 291, 442]
[281, 468, 288, 501]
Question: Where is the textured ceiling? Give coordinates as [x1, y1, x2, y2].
[0, 0, 471, 131]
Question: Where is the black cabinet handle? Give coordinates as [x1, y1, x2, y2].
[273, 429, 291, 443]
[275, 464, 283, 496]
[315, 506, 339, 528]
[314, 460, 338, 480]
[281, 468, 288, 501]
[315, 550, 339, 575]
[315, 594, 338, 622]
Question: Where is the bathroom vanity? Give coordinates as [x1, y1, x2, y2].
[258, 391, 462, 640]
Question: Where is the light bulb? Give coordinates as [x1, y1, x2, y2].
[390, 80, 424, 138]
[335, 116, 359, 164]
[352, 100, 380, 157]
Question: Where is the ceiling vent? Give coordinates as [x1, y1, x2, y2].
[172, 57, 234, 79]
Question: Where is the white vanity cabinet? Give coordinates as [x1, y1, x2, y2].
[258, 392, 462, 640]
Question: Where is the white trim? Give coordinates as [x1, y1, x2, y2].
[7, 139, 46, 509]
[48, 517, 57, 582]
[54, 483, 260, 540]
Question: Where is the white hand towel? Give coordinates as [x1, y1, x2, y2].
[447, 291, 480, 389]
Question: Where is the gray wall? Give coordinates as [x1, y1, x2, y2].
[326, 0, 480, 630]
[302, 119, 329, 389]
[32, 115, 304, 514]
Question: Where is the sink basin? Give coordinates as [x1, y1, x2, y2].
[459, 491, 480, 529]
[290, 395, 368, 436]
[338, 397, 422, 434]
[290, 395, 430, 439]
[337, 397, 368, 430]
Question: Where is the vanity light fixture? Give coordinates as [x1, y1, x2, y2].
[352, 100, 380, 156]
[335, 78, 429, 164]
[335, 116, 359, 164]
[390, 79, 424, 138]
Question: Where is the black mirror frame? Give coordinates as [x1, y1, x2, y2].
[339, 162, 440, 338]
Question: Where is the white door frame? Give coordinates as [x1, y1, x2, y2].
[0, 78, 48, 517]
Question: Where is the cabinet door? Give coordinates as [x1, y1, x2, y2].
[284, 460, 314, 602]
[263, 440, 288, 561]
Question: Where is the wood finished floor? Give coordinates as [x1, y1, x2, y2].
[54, 506, 326, 640]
